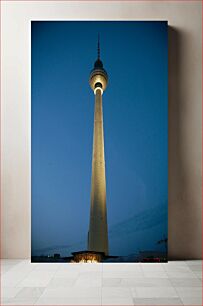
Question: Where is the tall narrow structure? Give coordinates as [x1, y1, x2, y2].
[88, 37, 109, 256]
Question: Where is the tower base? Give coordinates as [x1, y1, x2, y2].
[68, 250, 118, 263]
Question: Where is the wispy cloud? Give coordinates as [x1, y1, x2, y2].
[109, 204, 167, 237]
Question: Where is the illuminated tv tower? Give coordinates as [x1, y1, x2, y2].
[88, 36, 109, 255]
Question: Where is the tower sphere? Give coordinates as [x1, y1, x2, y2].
[89, 59, 108, 92]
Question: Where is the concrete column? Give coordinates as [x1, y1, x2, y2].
[88, 88, 109, 255]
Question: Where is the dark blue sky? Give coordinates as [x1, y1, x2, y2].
[31, 21, 168, 257]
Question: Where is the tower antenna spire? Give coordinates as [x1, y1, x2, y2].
[97, 33, 100, 60]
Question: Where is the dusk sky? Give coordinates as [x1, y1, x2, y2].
[31, 21, 168, 257]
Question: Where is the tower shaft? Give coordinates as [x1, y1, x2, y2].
[88, 88, 109, 255]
